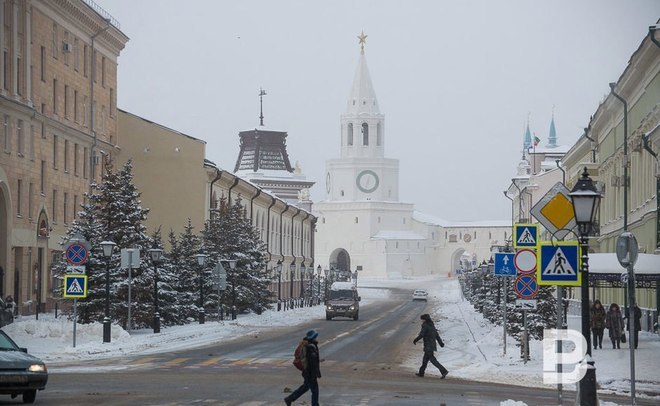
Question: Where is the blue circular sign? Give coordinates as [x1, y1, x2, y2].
[66, 243, 89, 265]
[514, 275, 538, 299]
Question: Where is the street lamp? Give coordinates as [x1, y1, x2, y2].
[224, 259, 238, 320]
[352, 269, 358, 287]
[276, 260, 283, 311]
[323, 268, 329, 303]
[148, 247, 163, 334]
[289, 261, 295, 309]
[300, 263, 306, 304]
[100, 240, 116, 343]
[194, 251, 208, 324]
[316, 265, 322, 301]
[569, 167, 601, 406]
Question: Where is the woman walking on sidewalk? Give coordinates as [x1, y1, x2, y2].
[606, 303, 625, 349]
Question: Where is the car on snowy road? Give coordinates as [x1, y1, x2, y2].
[412, 289, 428, 301]
[0, 330, 48, 404]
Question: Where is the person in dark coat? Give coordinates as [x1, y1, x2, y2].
[625, 305, 642, 349]
[590, 300, 606, 349]
[413, 314, 448, 378]
[606, 303, 625, 349]
[285, 329, 321, 406]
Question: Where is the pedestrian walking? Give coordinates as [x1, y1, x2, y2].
[625, 304, 642, 349]
[606, 303, 625, 349]
[590, 300, 606, 349]
[413, 314, 448, 379]
[285, 329, 321, 406]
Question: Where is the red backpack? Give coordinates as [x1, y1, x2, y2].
[293, 341, 306, 371]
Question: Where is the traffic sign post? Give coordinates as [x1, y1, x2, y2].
[530, 182, 576, 241]
[513, 223, 539, 249]
[514, 274, 538, 299]
[494, 253, 516, 276]
[63, 275, 88, 298]
[514, 248, 537, 275]
[537, 242, 580, 286]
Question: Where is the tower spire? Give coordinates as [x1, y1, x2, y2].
[358, 31, 367, 54]
[259, 88, 267, 126]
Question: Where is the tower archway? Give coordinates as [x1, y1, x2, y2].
[328, 248, 351, 273]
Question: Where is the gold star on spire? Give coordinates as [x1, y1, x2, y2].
[358, 31, 368, 54]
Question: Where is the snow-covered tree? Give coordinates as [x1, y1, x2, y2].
[148, 228, 180, 327]
[169, 220, 204, 322]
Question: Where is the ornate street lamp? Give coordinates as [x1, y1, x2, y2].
[224, 259, 238, 320]
[148, 247, 163, 334]
[276, 260, 283, 311]
[100, 240, 116, 343]
[323, 268, 329, 303]
[194, 251, 208, 324]
[289, 261, 295, 309]
[300, 263, 306, 303]
[569, 167, 601, 406]
[316, 265, 322, 300]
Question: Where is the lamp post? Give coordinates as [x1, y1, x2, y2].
[276, 261, 283, 311]
[352, 269, 358, 287]
[290, 261, 295, 308]
[323, 268, 329, 303]
[224, 259, 238, 320]
[148, 247, 163, 334]
[300, 263, 306, 304]
[100, 240, 116, 343]
[316, 265, 322, 302]
[195, 251, 208, 324]
[569, 167, 601, 406]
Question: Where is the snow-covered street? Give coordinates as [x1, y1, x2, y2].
[3, 275, 659, 405]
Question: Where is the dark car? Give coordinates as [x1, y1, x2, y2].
[0, 330, 47, 404]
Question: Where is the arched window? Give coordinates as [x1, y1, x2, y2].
[376, 123, 382, 146]
[362, 123, 369, 145]
[347, 123, 353, 146]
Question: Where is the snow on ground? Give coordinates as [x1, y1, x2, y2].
[2, 275, 659, 405]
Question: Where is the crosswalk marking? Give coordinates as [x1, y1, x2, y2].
[163, 357, 188, 366]
[199, 357, 222, 366]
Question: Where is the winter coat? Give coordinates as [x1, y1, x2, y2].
[606, 308, 625, 339]
[590, 304, 606, 330]
[625, 306, 642, 332]
[414, 320, 440, 352]
[301, 340, 321, 379]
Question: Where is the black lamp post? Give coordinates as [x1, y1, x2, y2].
[300, 263, 306, 304]
[148, 247, 163, 334]
[224, 259, 238, 320]
[100, 240, 116, 343]
[276, 261, 282, 311]
[289, 261, 295, 308]
[569, 167, 601, 406]
[323, 268, 329, 302]
[195, 252, 208, 324]
[316, 265, 322, 301]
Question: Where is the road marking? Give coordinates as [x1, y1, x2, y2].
[163, 358, 188, 366]
[132, 356, 159, 364]
[199, 357, 222, 366]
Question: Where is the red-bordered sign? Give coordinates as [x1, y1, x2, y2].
[65, 243, 89, 266]
[514, 248, 537, 275]
[514, 274, 538, 299]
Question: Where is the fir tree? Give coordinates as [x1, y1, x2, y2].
[170, 220, 204, 322]
[148, 228, 181, 327]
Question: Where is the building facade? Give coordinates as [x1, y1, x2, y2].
[0, 0, 127, 315]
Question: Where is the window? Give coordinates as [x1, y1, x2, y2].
[63, 32, 69, 65]
[74, 90, 78, 122]
[101, 57, 106, 87]
[73, 195, 78, 220]
[74, 143, 79, 175]
[376, 123, 382, 146]
[362, 123, 369, 145]
[40, 46, 46, 81]
[64, 139, 69, 172]
[16, 179, 22, 216]
[73, 38, 79, 71]
[354, 217, 358, 224]
[40, 161, 46, 193]
[83, 147, 88, 179]
[3, 115, 9, 151]
[41, 121, 46, 138]
[52, 23, 58, 59]
[63, 192, 68, 224]
[16, 57, 21, 96]
[82, 95, 87, 126]
[64, 85, 69, 118]
[16, 119, 24, 155]
[28, 182, 33, 219]
[83, 45, 88, 77]
[52, 189, 57, 222]
[109, 88, 114, 117]
[53, 134, 58, 169]
[29, 124, 35, 159]
[347, 123, 353, 146]
[2, 51, 7, 90]
[52, 79, 58, 114]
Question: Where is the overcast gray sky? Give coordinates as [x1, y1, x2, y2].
[95, 0, 659, 222]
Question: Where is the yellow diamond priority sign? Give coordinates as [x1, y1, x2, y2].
[530, 182, 576, 241]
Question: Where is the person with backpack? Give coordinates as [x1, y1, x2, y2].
[285, 329, 321, 406]
[413, 313, 448, 379]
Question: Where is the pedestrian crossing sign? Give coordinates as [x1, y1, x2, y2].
[513, 223, 539, 249]
[63, 275, 88, 298]
[537, 242, 581, 286]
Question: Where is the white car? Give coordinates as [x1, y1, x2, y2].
[412, 289, 428, 301]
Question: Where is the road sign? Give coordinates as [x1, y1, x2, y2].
[616, 232, 638, 268]
[63, 275, 88, 298]
[65, 243, 89, 265]
[514, 248, 537, 275]
[212, 263, 228, 291]
[530, 182, 576, 241]
[514, 274, 538, 299]
[120, 248, 141, 269]
[494, 253, 516, 276]
[515, 299, 538, 310]
[66, 265, 86, 274]
[513, 223, 538, 248]
[537, 242, 581, 286]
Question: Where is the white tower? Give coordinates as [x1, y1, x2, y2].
[314, 33, 422, 280]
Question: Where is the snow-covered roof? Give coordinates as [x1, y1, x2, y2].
[371, 230, 425, 240]
[330, 281, 356, 290]
[413, 211, 511, 228]
[529, 144, 571, 154]
[589, 253, 660, 275]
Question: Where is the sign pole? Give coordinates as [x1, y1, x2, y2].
[522, 309, 528, 364]
[128, 250, 132, 333]
[502, 277, 507, 356]
[556, 286, 564, 405]
[627, 262, 636, 405]
[73, 299, 77, 348]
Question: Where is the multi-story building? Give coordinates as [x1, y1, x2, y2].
[0, 0, 127, 315]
